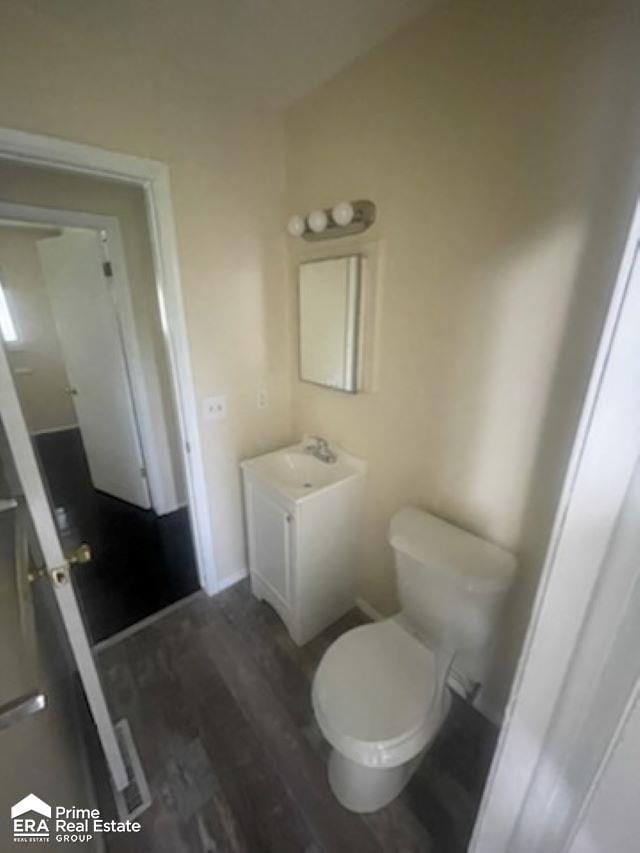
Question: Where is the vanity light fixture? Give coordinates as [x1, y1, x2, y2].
[287, 199, 376, 241]
[308, 209, 329, 233]
[287, 214, 306, 237]
[332, 201, 354, 227]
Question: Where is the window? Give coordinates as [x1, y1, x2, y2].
[0, 277, 18, 344]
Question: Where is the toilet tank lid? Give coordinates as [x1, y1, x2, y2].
[389, 508, 516, 593]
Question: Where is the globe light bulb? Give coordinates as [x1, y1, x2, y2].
[308, 209, 328, 233]
[331, 201, 354, 227]
[287, 214, 306, 237]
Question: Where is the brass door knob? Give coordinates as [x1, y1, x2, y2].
[68, 543, 92, 566]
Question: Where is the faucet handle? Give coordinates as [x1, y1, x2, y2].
[305, 435, 337, 463]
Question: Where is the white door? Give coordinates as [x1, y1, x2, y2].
[37, 230, 150, 508]
[0, 340, 128, 791]
[471, 210, 640, 850]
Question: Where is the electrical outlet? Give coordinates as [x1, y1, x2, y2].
[257, 388, 269, 409]
[203, 394, 227, 421]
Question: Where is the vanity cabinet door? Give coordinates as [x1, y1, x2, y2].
[247, 485, 292, 608]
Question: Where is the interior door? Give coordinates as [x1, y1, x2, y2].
[37, 230, 150, 508]
[0, 339, 128, 790]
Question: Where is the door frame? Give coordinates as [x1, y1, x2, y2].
[0, 126, 217, 593]
[471, 198, 640, 849]
[0, 200, 178, 514]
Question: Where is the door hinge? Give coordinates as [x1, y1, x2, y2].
[102, 261, 113, 278]
[140, 466, 147, 479]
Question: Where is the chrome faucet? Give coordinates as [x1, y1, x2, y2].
[304, 436, 337, 464]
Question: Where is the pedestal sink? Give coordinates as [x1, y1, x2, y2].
[241, 440, 366, 645]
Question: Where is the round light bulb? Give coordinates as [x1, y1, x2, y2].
[287, 214, 306, 237]
[307, 209, 328, 233]
[331, 201, 354, 227]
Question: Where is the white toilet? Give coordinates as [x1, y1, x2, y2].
[312, 507, 516, 813]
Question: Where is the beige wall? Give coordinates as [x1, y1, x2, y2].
[0, 3, 292, 579]
[0, 226, 77, 432]
[285, 0, 640, 709]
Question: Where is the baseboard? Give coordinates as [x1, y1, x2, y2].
[154, 500, 189, 517]
[355, 596, 385, 622]
[92, 591, 201, 653]
[215, 567, 248, 594]
[30, 424, 79, 436]
[474, 692, 503, 727]
[355, 596, 504, 725]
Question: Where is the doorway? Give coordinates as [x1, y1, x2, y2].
[0, 188, 199, 643]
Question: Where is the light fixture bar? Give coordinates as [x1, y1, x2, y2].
[288, 200, 376, 242]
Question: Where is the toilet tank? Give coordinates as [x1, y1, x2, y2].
[389, 508, 516, 651]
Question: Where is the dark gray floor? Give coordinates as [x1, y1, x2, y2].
[34, 428, 199, 642]
[95, 581, 497, 852]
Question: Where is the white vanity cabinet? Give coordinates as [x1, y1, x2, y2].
[246, 486, 293, 608]
[241, 443, 365, 646]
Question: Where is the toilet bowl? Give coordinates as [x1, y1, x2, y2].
[313, 618, 451, 812]
[312, 507, 516, 813]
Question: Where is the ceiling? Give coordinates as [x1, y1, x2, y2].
[20, 0, 434, 110]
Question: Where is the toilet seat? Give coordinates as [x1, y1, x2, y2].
[312, 619, 444, 768]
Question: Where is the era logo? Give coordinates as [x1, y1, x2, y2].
[11, 794, 51, 843]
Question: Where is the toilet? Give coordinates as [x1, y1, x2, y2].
[312, 507, 516, 813]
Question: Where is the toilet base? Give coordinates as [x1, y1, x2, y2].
[327, 748, 425, 813]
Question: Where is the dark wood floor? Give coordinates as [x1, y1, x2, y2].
[95, 581, 498, 852]
[34, 428, 199, 643]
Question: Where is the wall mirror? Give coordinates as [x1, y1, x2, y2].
[298, 254, 362, 393]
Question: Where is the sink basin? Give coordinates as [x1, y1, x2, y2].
[260, 451, 339, 490]
[241, 441, 364, 503]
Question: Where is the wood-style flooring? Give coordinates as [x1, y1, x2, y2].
[95, 581, 497, 852]
[34, 428, 199, 642]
